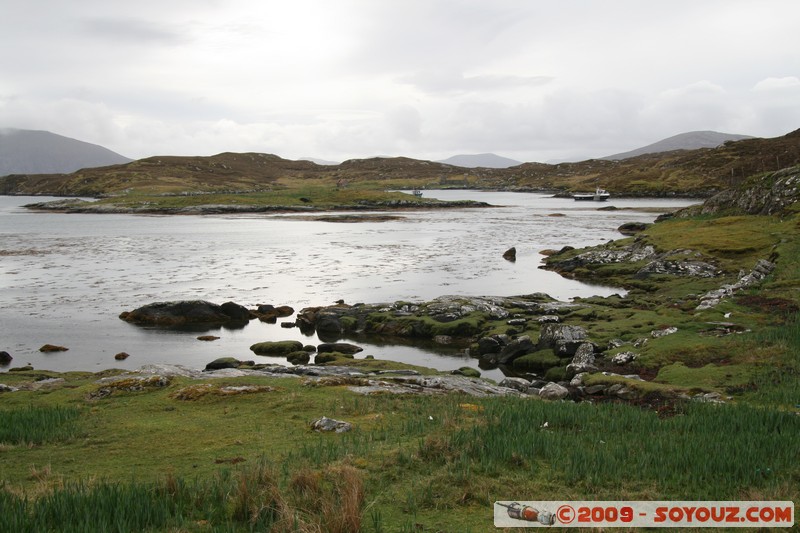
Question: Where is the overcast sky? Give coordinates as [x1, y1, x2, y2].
[1, 0, 798, 163]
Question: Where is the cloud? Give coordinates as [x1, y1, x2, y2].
[79, 17, 186, 46]
[399, 71, 553, 95]
[2, 1, 799, 162]
[753, 77, 800, 92]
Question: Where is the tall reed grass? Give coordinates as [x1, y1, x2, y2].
[745, 312, 800, 407]
[0, 405, 82, 445]
[0, 459, 365, 533]
[448, 398, 799, 498]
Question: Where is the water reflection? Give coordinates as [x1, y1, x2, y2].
[0, 192, 698, 377]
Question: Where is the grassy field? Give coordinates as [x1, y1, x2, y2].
[0, 365, 797, 532]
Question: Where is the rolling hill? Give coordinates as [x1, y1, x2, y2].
[1, 129, 799, 199]
[601, 131, 753, 160]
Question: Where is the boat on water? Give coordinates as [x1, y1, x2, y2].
[572, 187, 610, 201]
[412, 188, 423, 197]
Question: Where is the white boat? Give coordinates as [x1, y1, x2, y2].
[412, 188, 423, 197]
[572, 187, 610, 201]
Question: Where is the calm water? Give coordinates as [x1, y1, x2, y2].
[0, 191, 698, 378]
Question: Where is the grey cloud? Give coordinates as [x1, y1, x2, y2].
[80, 17, 187, 45]
[400, 71, 554, 94]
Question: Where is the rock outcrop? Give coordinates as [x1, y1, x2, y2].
[120, 300, 251, 327]
[697, 166, 800, 216]
[696, 259, 776, 310]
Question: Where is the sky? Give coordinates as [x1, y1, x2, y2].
[1, 0, 799, 163]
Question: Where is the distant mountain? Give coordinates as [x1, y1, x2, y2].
[437, 153, 522, 168]
[298, 156, 340, 166]
[601, 131, 754, 160]
[0, 128, 131, 175]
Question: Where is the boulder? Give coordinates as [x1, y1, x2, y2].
[537, 315, 561, 323]
[317, 342, 363, 355]
[618, 222, 648, 235]
[539, 382, 570, 401]
[286, 351, 311, 365]
[39, 344, 68, 353]
[433, 335, 453, 345]
[250, 340, 304, 356]
[566, 342, 598, 375]
[253, 304, 295, 322]
[611, 351, 638, 365]
[476, 335, 507, 355]
[205, 357, 244, 370]
[120, 300, 251, 327]
[651, 327, 678, 338]
[451, 367, 481, 378]
[497, 335, 535, 364]
[311, 416, 352, 433]
[314, 352, 353, 364]
[537, 323, 589, 356]
[0, 351, 12, 364]
[499, 377, 531, 392]
[636, 259, 719, 279]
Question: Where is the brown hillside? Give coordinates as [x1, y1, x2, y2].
[1, 129, 799, 197]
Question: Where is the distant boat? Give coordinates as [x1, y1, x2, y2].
[573, 187, 610, 201]
[412, 188, 423, 197]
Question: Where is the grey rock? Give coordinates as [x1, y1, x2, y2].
[499, 377, 531, 392]
[651, 327, 678, 338]
[311, 416, 352, 433]
[611, 351, 638, 365]
[607, 338, 626, 349]
[539, 382, 570, 401]
[119, 300, 251, 327]
[569, 372, 588, 387]
[615, 386, 637, 400]
[497, 335, 535, 364]
[538, 323, 589, 356]
[317, 342, 363, 355]
[585, 384, 607, 395]
[636, 260, 720, 278]
[566, 342, 598, 374]
[205, 357, 243, 370]
[537, 315, 561, 323]
[477, 336, 504, 355]
[315, 310, 344, 333]
[433, 335, 453, 345]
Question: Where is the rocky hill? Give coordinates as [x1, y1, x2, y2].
[677, 165, 800, 216]
[0, 129, 131, 175]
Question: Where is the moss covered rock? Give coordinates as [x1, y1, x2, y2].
[512, 350, 561, 372]
[250, 340, 304, 356]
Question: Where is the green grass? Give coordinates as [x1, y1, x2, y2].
[0, 405, 82, 445]
[1, 373, 798, 531]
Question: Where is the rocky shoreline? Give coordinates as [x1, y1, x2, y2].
[22, 197, 492, 215]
